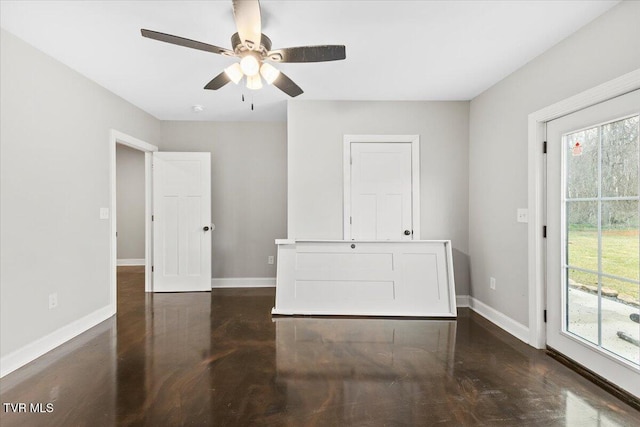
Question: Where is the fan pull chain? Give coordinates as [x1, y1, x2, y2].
[241, 94, 245, 102]
[251, 93, 254, 111]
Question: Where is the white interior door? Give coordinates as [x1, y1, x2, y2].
[153, 152, 211, 292]
[546, 89, 640, 397]
[350, 143, 413, 240]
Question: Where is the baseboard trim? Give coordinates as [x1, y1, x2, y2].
[211, 277, 276, 288]
[456, 295, 470, 307]
[468, 297, 529, 343]
[117, 258, 145, 266]
[0, 304, 115, 378]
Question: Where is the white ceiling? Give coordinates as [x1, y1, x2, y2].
[0, 0, 619, 122]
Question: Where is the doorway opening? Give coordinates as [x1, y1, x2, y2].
[116, 144, 146, 267]
[109, 130, 158, 313]
[115, 143, 147, 301]
[545, 90, 639, 397]
[527, 69, 640, 350]
[527, 70, 640, 399]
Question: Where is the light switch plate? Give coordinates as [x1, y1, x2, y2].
[517, 208, 528, 223]
[100, 208, 110, 220]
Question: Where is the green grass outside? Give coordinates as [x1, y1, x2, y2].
[568, 229, 639, 301]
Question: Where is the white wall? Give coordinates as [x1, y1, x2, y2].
[287, 101, 470, 294]
[468, 0, 640, 326]
[159, 121, 287, 279]
[116, 144, 145, 261]
[0, 29, 161, 359]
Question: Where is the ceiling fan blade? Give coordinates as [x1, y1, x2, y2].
[272, 71, 303, 98]
[204, 71, 231, 90]
[232, 0, 262, 50]
[267, 45, 346, 63]
[141, 29, 234, 56]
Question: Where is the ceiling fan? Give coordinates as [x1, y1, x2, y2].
[141, 0, 346, 98]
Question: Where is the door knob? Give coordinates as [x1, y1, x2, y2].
[404, 230, 411, 236]
[203, 226, 210, 231]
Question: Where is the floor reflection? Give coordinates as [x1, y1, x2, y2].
[274, 318, 457, 425]
[1, 268, 639, 426]
[116, 289, 213, 425]
[0, 318, 118, 426]
[565, 390, 617, 426]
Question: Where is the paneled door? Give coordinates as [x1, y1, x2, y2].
[546, 89, 640, 397]
[350, 142, 413, 240]
[153, 152, 211, 292]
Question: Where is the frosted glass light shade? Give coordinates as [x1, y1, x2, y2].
[240, 55, 260, 76]
[260, 63, 280, 85]
[246, 74, 263, 90]
[224, 63, 243, 84]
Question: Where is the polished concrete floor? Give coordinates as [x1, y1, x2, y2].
[1, 266, 639, 426]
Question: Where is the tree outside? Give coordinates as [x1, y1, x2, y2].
[565, 115, 639, 304]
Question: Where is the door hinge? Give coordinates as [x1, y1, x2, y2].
[543, 141, 547, 154]
[350, 156, 353, 165]
[115, 232, 118, 237]
[151, 266, 154, 272]
[543, 309, 547, 323]
[350, 216, 352, 224]
[152, 215, 154, 221]
[543, 226, 547, 238]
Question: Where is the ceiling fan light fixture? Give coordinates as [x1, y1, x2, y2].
[240, 54, 260, 76]
[141, 0, 346, 98]
[260, 62, 280, 85]
[224, 63, 243, 84]
[246, 74, 263, 90]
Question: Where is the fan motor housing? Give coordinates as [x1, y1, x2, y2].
[231, 32, 272, 57]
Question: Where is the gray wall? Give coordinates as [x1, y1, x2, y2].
[287, 101, 470, 295]
[159, 121, 287, 279]
[468, 0, 640, 326]
[116, 144, 145, 261]
[0, 29, 161, 358]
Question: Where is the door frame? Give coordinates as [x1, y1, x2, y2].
[109, 129, 158, 312]
[526, 68, 640, 349]
[343, 134, 420, 240]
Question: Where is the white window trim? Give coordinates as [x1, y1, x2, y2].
[343, 134, 420, 240]
[527, 68, 640, 349]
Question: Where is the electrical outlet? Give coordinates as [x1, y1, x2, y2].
[49, 293, 58, 309]
[268, 256, 275, 265]
[490, 277, 496, 290]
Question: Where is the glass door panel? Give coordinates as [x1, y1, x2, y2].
[567, 201, 598, 271]
[567, 269, 599, 345]
[546, 89, 640, 398]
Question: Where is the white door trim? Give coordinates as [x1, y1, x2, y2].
[527, 68, 640, 349]
[109, 129, 158, 311]
[343, 135, 420, 239]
